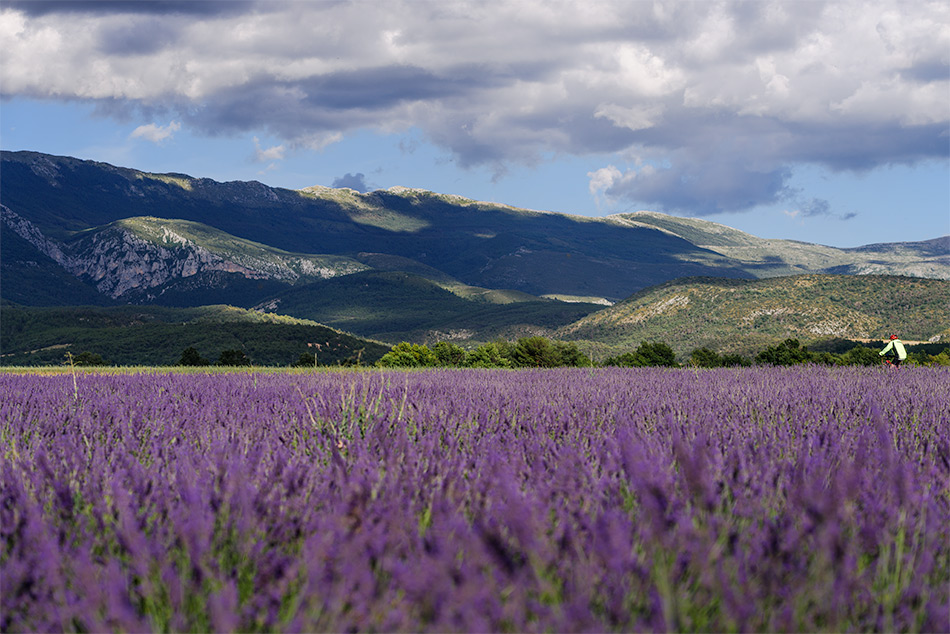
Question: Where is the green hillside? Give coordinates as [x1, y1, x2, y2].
[559, 274, 950, 357]
[0, 304, 389, 366]
[3, 151, 947, 354]
[255, 270, 603, 343]
[613, 211, 949, 279]
[349, 252, 542, 304]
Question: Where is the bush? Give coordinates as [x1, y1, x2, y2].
[909, 350, 950, 367]
[178, 346, 210, 366]
[510, 336, 561, 368]
[551, 340, 592, 367]
[217, 349, 251, 366]
[69, 351, 108, 366]
[377, 342, 438, 368]
[720, 353, 752, 367]
[463, 342, 512, 368]
[931, 351, 950, 366]
[292, 352, 318, 368]
[433, 341, 467, 367]
[755, 339, 814, 366]
[840, 345, 881, 366]
[689, 347, 722, 368]
[604, 342, 678, 368]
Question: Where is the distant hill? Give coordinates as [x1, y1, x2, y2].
[613, 212, 950, 279]
[559, 274, 950, 358]
[0, 303, 389, 366]
[2, 151, 947, 359]
[1, 151, 755, 305]
[253, 270, 602, 343]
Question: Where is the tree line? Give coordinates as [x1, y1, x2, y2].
[64, 337, 949, 368]
[376, 336, 950, 368]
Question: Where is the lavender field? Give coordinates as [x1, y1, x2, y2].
[2, 367, 948, 632]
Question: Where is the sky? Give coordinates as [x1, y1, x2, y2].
[1, 0, 948, 248]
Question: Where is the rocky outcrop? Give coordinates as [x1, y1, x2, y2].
[68, 227, 267, 298]
[2, 206, 363, 299]
[2, 204, 75, 266]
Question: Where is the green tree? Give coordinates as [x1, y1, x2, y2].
[604, 342, 678, 367]
[292, 352, 319, 368]
[178, 346, 210, 366]
[377, 342, 438, 368]
[217, 349, 251, 366]
[720, 353, 751, 367]
[552, 340, 592, 367]
[71, 351, 107, 366]
[433, 341, 467, 367]
[840, 345, 880, 366]
[463, 342, 512, 368]
[930, 351, 950, 366]
[755, 339, 813, 366]
[690, 347, 721, 368]
[510, 336, 560, 368]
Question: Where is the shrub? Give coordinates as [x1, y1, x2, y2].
[604, 341, 678, 367]
[689, 347, 721, 368]
[178, 346, 210, 366]
[433, 341, 467, 367]
[292, 352, 318, 368]
[841, 345, 881, 366]
[70, 351, 108, 366]
[755, 338, 813, 366]
[217, 349, 251, 366]
[510, 336, 561, 368]
[377, 342, 438, 368]
[463, 342, 512, 368]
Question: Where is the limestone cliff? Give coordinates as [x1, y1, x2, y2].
[1, 206, 366, 299]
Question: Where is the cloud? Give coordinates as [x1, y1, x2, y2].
[252, 137, 284, 163]
[2, 0, 947, 215]
[4, 1, 256, 17]
[129, 120, 180, 144]
[97, 17, 178, 55]
[785, 197, 858, 222]
[331, 173, 371, 193]
[589, 154, 793, 216]
[799, 198, 832, 218]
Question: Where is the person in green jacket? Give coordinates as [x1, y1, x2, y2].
[879, 334, 907, 367]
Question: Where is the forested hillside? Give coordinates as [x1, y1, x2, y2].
[560, 274, 950, 357]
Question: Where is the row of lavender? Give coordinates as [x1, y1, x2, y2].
[2, 367, 948, 632]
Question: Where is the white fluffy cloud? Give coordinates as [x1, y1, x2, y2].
[252, 137, 285, 162]
[129, 120, 180, 144]
[2, 0, 947, 214]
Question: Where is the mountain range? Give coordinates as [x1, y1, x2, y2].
[2, 150, 948, 359]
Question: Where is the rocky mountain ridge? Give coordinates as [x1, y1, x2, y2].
[613, 211, 949, 279]
[2, 150, 947, 316]
[2, 206, 366, 300]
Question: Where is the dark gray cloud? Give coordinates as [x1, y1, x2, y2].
[596, 156, 793, 216]
[300, 65, 490, 110]
[590, 107, 949, 215]
[900, 59, 950, 84]
[331, 173, 370, 193]
[182, 63, 527, 145]
[780, 121, 949, 171]
[97, 18, 179, 55]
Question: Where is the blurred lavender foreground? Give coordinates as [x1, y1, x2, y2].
[2, 368, 948, 632]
